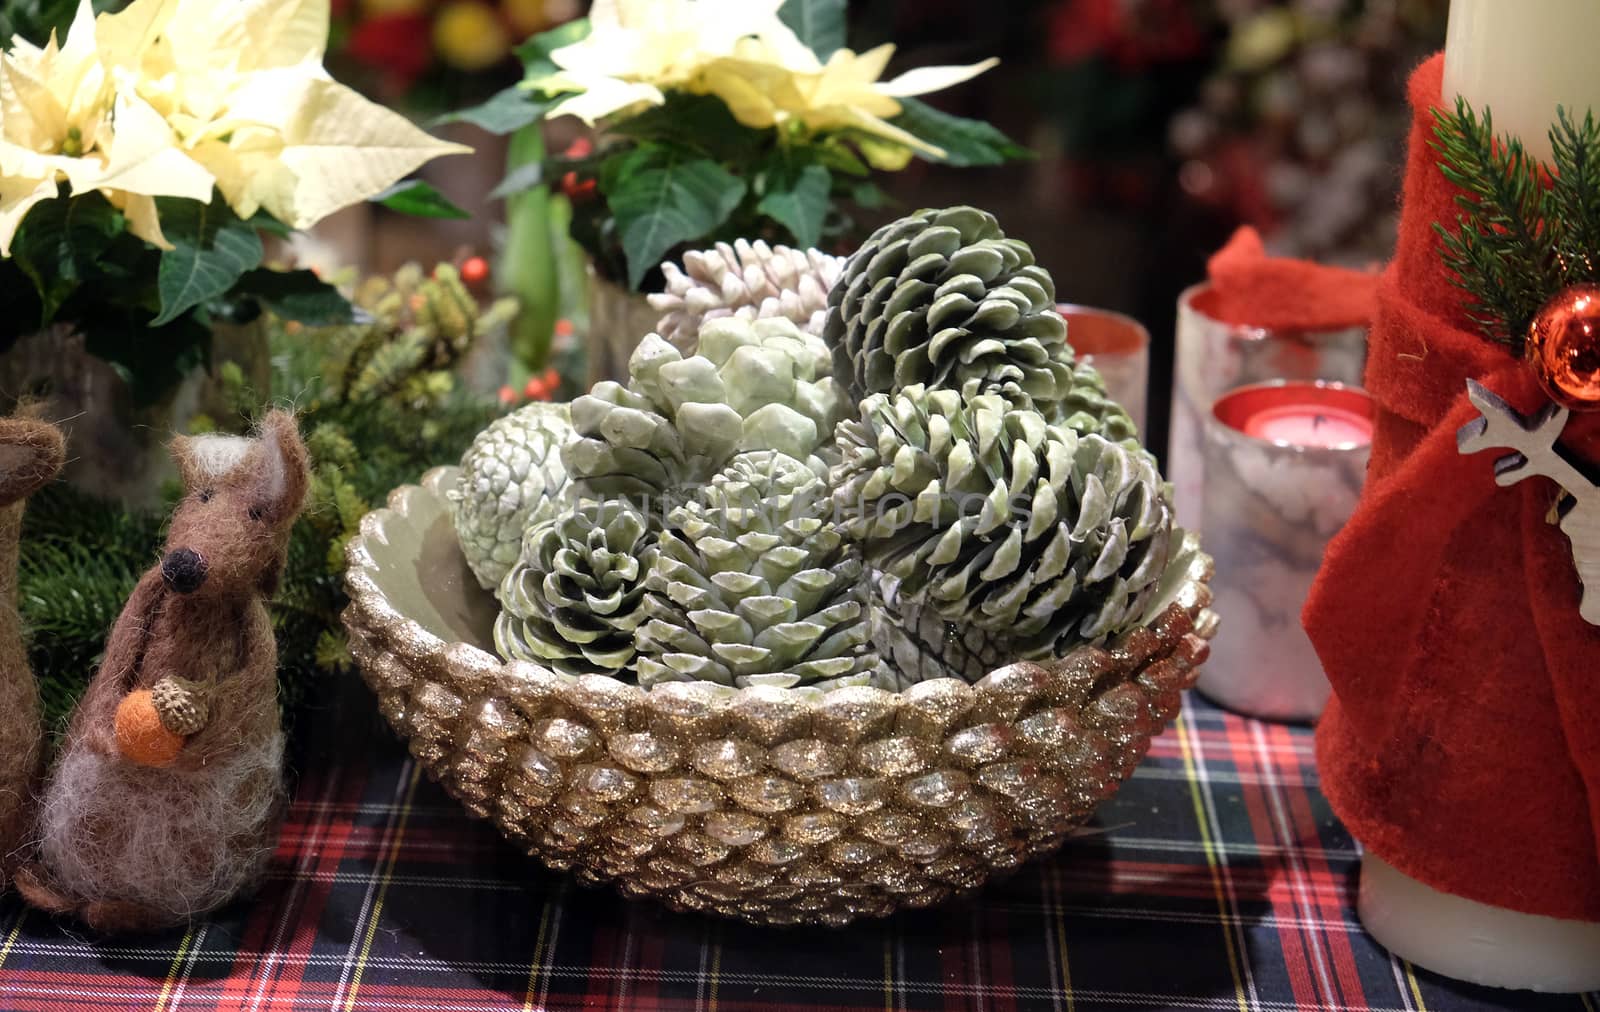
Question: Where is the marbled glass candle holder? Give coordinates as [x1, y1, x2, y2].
[1058, 304, 1150, 435]
[1169, 283, 1367, 530]
[1197, 381, 1372, 722]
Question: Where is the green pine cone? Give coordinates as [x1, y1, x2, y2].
[449, 402, 574, 589]
[636, 450, 877, 691]
[563, 318, 847, 507]
[1050, 360, 1140, 444]
[823, 205, 1073, 405]
[832, 384, 1174, 660]
[494, 499, 658, 677]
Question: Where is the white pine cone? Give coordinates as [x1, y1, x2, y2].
[649, 239, 843, 354]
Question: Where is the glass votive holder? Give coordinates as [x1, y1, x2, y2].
[1196, 380, 1373, 722]
[1058, 304, 1151, 434]
[1169, 283, 1367, 530]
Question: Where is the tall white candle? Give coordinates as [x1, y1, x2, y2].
[1443, 0, 1600, 163]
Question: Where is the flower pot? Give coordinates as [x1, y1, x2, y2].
[585, 264, 661, 387]
[0, 322, 269, 509]
[342, 467, 1218, 927]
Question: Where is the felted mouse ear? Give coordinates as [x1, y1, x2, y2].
[0, 416, 66, 506]
[170, 432, 254, 493]
[248, 410, 310, 522]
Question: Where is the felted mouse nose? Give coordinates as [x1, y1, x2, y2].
[161, 548, 208, 593]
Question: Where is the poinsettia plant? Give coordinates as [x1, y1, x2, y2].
[0, 0, 471, 402]
[449, 0, 1028, 295]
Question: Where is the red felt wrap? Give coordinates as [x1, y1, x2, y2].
[1302, 55, 1600, 921]
[1205, 226, 1378, 331]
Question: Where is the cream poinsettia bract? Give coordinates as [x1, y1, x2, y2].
[536, 0, 996, 159]
[0, 0, 469, 256]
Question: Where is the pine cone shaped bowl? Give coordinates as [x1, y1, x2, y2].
[343, 467, 1217, 927]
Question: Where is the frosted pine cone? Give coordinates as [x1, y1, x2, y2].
[832, 385, 1175, 659]
[495, 500, 657, 677]
[563, 318, 847, 505]
[823, 206, 1073, 406]
[649, 240, 843, 354]
[636, 450, 878, 691]
[449, 403, 575, 589]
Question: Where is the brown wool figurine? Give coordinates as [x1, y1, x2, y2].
[16, 411, 310, 933]
[0, 412, 65, 886]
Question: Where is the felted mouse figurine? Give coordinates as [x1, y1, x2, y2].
[16, 410, 310, 933]
[0, 412, 65, 884]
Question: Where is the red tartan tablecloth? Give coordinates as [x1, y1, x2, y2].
[0, 680, 1591, 1012]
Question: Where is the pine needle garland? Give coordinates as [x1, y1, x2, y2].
[1431, 100, 1600, 352]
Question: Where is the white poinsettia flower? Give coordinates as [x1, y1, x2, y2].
[532, 0, 998, 159]
[0, 0, 469, 255]
[693, 41, 998, 157]
[538, 0, 807, 123]
[0, 0, 212, 252]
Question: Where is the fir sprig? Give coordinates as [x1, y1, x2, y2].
[1550, 108, 1600, 283]
[1430, 99, 1600, 352]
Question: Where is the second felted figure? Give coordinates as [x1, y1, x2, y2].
[0, 412, 65, 884]
[17, 411, 311, 933]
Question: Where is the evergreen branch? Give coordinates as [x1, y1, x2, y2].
[1551, 106, 1600, 284]
[1429, 98, 1563, 350]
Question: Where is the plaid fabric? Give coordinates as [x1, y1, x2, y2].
[0, 681, 1593, 1012]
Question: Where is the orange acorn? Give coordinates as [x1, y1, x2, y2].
[114, 690, 186, 768]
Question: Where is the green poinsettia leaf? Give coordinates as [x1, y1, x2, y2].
[758, 159, 831, 248]
[613, 94, 757, 159]
[516, 17, 590, 80]
[600, 145, 747, 289]
[370, 179, 469, 219]
[779, 0, 846, 60]
[232, 268, 356, 326]
[9, 190, 125, 325]
[437, 83, 551, 135]
[890, 97, 1032, 167]
[152, 194, 265, 326]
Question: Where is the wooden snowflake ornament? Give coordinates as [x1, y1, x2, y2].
[1458, 379, 1600, 625]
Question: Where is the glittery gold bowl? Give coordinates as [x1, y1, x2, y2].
[343, 467, 1218, 927]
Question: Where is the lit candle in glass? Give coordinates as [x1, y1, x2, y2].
[1197, 381, 1373, 722]
[1241, 403, 1373, 448]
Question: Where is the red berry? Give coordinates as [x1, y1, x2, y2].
[559, 171, 597, 202]
[461, 255, 490, 286]
[554, 318, 575, 338]
[564, 136, 594, 159]
[498, 385, 517, 405]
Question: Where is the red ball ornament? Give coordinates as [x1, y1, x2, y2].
[1527, 284, 1600, 411]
